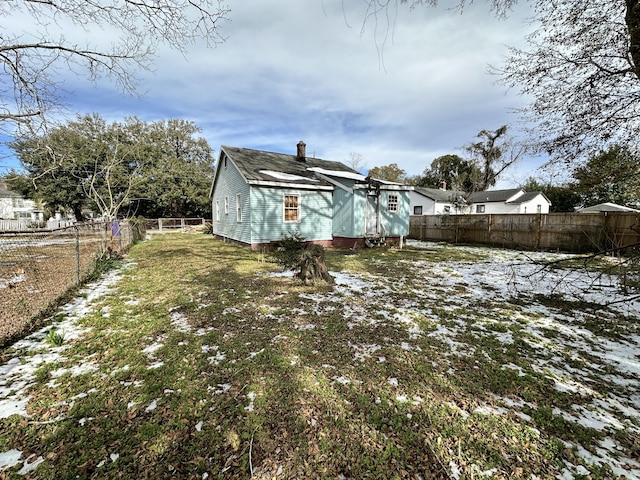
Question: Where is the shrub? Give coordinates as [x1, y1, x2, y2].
[271, 231, 307, 270]
[271, 232, 334, 285]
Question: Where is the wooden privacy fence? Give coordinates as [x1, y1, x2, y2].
[409, 213, 640, 253]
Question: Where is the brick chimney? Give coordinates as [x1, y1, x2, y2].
[296, 141, 306, 161]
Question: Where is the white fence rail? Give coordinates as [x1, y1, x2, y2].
[0, 219, 77, 232]
[145, 218, 207, 232]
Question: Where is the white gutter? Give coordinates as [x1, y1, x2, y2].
[249, 180, 334, 191]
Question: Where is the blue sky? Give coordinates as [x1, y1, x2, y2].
[1, 0, 553, 187]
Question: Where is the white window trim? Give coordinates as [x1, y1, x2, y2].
[283, 193, 301, 223]
[224, 196, 229, 215]
[236, 193, 242, 222]
[215, 200, 220, 221]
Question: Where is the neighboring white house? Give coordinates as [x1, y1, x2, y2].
[577, 202, 640, 213]
[0, 181, 44, 222]
[467, 188, 551, 214]
[410, 187, 552, 215]
[410, 186, 467, 215]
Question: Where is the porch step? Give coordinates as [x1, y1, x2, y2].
[364, 236, 386, 248]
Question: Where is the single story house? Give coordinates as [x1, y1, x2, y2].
[209, 142, 412, 249]
[577, 202, 640, 213]
[467, 188, 551, 214]
[410, 186, 467, 215]
[410, 187, 551, 215]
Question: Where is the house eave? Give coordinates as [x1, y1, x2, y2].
[249, 180, 334, 191]
[355, 184, 413, 191]
[313, 172, 353, 194]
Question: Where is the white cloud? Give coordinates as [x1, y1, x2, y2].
[2, 0, 545, 186]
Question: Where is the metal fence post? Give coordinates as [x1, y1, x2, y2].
[74, 225, 80, 285]
[102, 222, 108, 255]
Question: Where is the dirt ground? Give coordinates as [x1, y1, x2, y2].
[0, 231, 113, 345]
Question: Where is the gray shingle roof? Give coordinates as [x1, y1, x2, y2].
[578, 202, 639, 212]
[467, 188, 523, 203]
[507, 191, 544, 204]
[221, 145, 358, 186]
[0, 180, 21, 198]
[414, 187, 466, 202]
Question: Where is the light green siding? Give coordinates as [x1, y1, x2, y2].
[352, 189, 367, 236]
[333, 187, 410, 239]
[211, 157, 251, 244]
[250, 187, 333, 244]
[380, 190, 410, 236]
[212, 153, 411, 245]
[332, 186, 356, 238]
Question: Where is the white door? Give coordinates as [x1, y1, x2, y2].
[366, 194, 379, 235]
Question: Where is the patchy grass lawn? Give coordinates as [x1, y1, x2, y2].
[1, 234, 639, 479]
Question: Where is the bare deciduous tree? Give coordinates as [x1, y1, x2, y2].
[361, 1, 640, 164]
[0, 0, 230, 136]
[346, 152, 366, 172]
[464, 125, 524, 191]
[497, 1, 640, 163]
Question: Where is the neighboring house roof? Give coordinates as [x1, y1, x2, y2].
[414, 186, 466, 203]
[578, 202, 640, 213]
[220, 145, 361, 188]
[0, 181, 21, 198]
[506, 191, 551, 205]
[467, 188, 523, 203]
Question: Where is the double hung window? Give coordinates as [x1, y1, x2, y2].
[284, 194, 300, 222]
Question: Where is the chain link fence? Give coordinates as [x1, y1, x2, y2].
[0, 219, 146, 346]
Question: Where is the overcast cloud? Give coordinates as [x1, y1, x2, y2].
[2, 1, 549, 187]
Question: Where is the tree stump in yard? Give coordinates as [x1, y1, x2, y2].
[295, 245, 334, 285]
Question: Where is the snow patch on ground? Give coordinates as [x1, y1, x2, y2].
[0, 267, 126, 421]
[2, 242, 640, 478]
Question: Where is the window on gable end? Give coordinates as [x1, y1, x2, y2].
[236, 194, 242, 222]
[224, 196, 229, 215]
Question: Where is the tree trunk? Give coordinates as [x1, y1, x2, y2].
[295, 245, 334, 285]
[627, 0, 640, 80]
